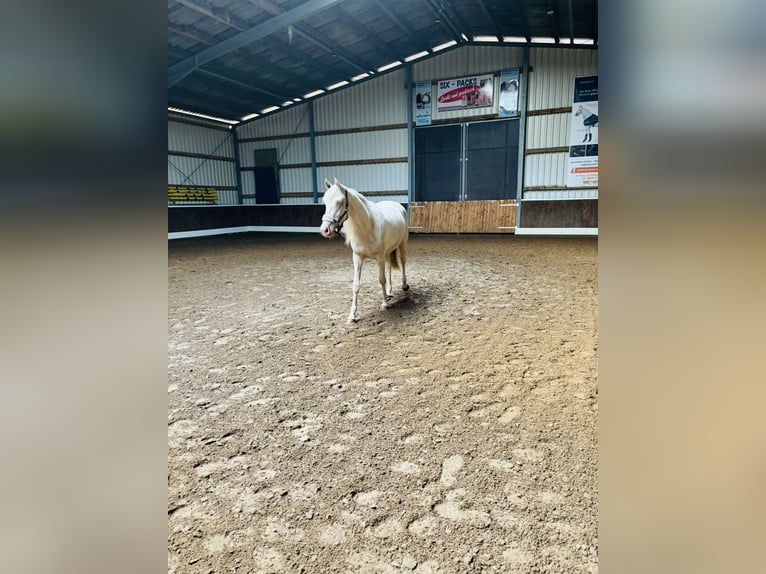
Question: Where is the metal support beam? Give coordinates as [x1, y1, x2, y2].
[568, 0, 575, 45]
[336, 8, 403, 63]
[174, 0, 248, 31]
[232, 127, 244, 205]
[547, 0, 561, 43]
[475, 0, 504, 42]
[406, 65, 415, 214]
[423, 0, 463, 43]
[196, 69, 290, 101]
[513, 1, 532, 42]
[247, 0, 372, 74]
[372, 0, 424, 50]
[439, 0, 472, 41]
[515, 45, 530, 229]
[169, 0, 346, 86]
[309, 101, 319, 203]
[168, 24, 218, 46]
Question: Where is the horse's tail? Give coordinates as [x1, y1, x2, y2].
[388, 248, 400, 270]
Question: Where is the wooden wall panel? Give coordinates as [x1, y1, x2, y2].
[409, 201, 517, 233]
[519, 200, 598, 228]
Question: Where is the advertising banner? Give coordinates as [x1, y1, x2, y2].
[436, 73, 494, 111]
[498, 68, 520, 118]
[414, 80, 432, 126]
[566, 75, 599, 188]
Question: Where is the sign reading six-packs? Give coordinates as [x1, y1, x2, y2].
[436, 74, 494, 111]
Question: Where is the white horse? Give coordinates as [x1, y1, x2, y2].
[319, 178, 409, 323]
[575, 104, 598, 142]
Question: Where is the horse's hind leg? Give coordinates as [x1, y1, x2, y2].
[348, 253, 364, 323]
[385, 256, 393, 298]
[399, 243, 409, 291]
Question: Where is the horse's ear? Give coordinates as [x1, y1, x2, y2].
[324, 178, 332, 189]
[336, 179, 347, 194]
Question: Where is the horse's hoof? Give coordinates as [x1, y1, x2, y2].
[346, 316, 357, 324]
[403, 284, 410, 291]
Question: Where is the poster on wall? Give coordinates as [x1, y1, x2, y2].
[498, 68, 520, 117]
[415, 80, 432, 126]
[566, 75, 599, 188]
[436, 73, 494, 112]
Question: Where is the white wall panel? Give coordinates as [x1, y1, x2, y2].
[315, 129, 407, 162]
[168, 121, 234, 157]
[237, 104, 310, 139]
[528, 48, 598, 111]
[278, 168, 313, 195]
[216, 190, 239, 205]
[524, 153, 568, 188]
[242, 170, 254, 198]
[523, 189, 598, 200]
[279, 195, 316, 206]
[238, 138, 312, 167]
[526, 113, 570, 149]
[167, 157, 236, 187]
[318, 164, 408, 193]
[314, 69, 407, 130]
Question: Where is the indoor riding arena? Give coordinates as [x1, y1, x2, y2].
[169, 233, 597, 573]
[168, 1, 598, 572]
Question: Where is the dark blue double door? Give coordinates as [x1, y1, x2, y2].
[414, 119, 519, 202]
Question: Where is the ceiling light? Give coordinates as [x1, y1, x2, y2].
[432, 40, 457, 51]
[460, 33, 469, 42]
[503, 36, 527, 43]
[531, 36, 556, 44]
[304, 89, 325, 98]
[351, 72, 370, 81]
[240, 113, 259, 121]
[327, 80, 349, 90]
[293, 97, 303, 102]
[281, 101, 294, 107]
[168, 107, 238, 125]
[405, 51, 429, 62]
[473, 35, 499, 42]
[260, 105, 280, 114]
[377, 60, 402, 72]
[574, 37, 595, 45]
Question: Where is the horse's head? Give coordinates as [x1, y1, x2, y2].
[320, 178, 349, 239]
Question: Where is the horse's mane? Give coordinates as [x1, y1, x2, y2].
[342, 185, 375, 243]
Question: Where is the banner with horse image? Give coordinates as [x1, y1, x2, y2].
[498, 68, 520, 118]
[436, 73, 494, 112]
[567, 75, 599, 188]
[415, 80, 432, 126]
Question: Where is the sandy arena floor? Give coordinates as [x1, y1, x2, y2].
[168, 233, 598, 573]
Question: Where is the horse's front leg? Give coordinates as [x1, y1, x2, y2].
[378, 258, 391, 309]
[348, 253, 364, 323]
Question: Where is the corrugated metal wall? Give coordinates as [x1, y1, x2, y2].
[314, 70, 407, 130]
[168, 120, 238, 205]
[236, 104, 310, 139]
[237, 70, 408, 204]
[167, 156, 237, 187]
[228, 45, 598, 207]
[413, 45, 525, 122]
[238, 105, 313, 205]
[168, 120, 234, 155]
[523, 48, 598, 200]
